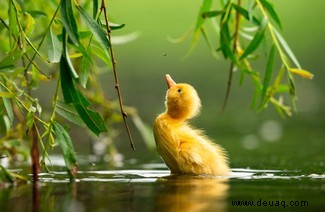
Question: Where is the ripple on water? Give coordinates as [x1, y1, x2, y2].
[34, 167, 325, 183]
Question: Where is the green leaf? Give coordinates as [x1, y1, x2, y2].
[0, 165, 14, 183]
[91, 40, 111, 65]
[276, 84, 290, 93]
[62, 29, 79, 79]
[240, 20, 266, 60]
[109, 22, 126, 30]
[9, 2, 19, 50]
[60, 56, 107, 136]
[25, 105, 36, 130]
[273, 27, 301, 69]
[53, 122, 77, 179]
[287, 72, 296, 111]
[0, 95, 14, 125]
[60, 0, 80, 46]
[79, 48, 93, 87]
[24, 34, 50, 62]
[201, 27, 219, 58]
[46, 27, 62, 63]
[0, 77, 14, 125]
[92, 0, 99, 19]
[26, 10, 48, 18]
[220, 42, 237, 66]
[259, 0, 282, 29]
[219, 22, 231, 58]
[201, 10, 224, 19]
[232, 4, 261, 25]
[23, 13, 35, 36]
[60, 55, 74, 103]
[75, 4, 110, 51]
[56, 100, 86, 127]
[0, 50, 23, 72]
[260, 45, 275, 107]
[79, 31, 92, 39]
[29, 65, 39, 90]
[3, 139, 21, 148]
[100, 21, 126, 31]
[73, 98, 107, 136]
[195, 0, 213, 32]
[192, 0, 213, 46]
[0, 92, 18, 98]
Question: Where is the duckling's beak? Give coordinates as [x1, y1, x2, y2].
[166, 74, 176, 89]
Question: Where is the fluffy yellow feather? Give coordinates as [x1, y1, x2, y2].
[153, 74, 230, 176]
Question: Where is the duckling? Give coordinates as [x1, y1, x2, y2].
[153, 74, 230, 176]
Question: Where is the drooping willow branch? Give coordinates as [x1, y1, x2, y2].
[100, 0, 135, 151]
[190, 0, 313, 116]
[222, 0, 241, 112]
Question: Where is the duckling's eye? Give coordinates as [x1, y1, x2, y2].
[177, 88, 182, 93]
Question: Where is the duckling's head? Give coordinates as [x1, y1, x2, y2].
[165, 74, 201, 120]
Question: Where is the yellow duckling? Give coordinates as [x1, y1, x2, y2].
[153, 74, 230, 176]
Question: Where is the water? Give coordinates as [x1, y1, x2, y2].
[1, 156, 324, 212]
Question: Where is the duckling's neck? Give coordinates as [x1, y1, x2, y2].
[167, 111, 189, 121]
[164, 111, 188, 123]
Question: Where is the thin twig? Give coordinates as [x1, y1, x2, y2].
[100, 0, 135, 151]
[222, 0, 241, 112]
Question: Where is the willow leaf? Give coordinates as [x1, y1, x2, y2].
[56, 100, 86, 127]
[27, 10, 48, 18]
[232, 4, 260, 25]
[287, 72, 296, 111]
[219, 22, 231, 58]
[76, 4, 110, 51]
[0, 80, 14, 124]
[289, 68, 314, 79]
[9, 2, 18, 50]
[0, 165, 14, 183]
[46, 27, 62, 63]
[0, 51, 22, 72]
[108, 22, 126, 30]
[29, 65, 39, 90]
[192, 0, 213, 45]
[260, 45, 275, 107]
[202, 10, 224, 19]
[62, 29, 79, 79]
[259, 0, 282, 29]
[53, 121, 77, 179]
[240, 22, 266, 60]
[195, 0, 213, 32]
[79, 49, 92, 87]
[60, 55, 107, 136]
[92, 0, 99, 19]
[273, 28, 301, 69]
[60, 0, 79, 46]
[60, 55, 74, 104]
[91, 40, 111, 65]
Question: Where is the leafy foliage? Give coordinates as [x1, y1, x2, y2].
[187, 0, 313, 116]
[0, 0, 142, 182]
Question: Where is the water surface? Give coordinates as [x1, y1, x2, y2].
[1, 156, 324, 211]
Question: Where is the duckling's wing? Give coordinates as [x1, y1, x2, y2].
[177, 128, 226, 175]
[178, 141, 206, 172]
[153, 117, 180, 172]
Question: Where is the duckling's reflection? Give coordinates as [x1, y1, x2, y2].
[155, 175, 229, 212]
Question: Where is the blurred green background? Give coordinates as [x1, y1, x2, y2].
[48, 0, 325, 172]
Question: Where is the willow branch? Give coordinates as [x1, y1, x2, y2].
[221, 0, 241, 112]
[100, 0, 135, 151]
